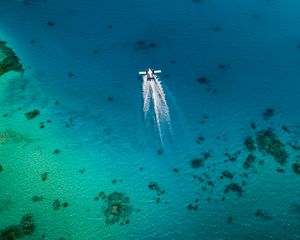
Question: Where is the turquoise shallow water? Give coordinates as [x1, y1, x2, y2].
[1, 0, 300, 239]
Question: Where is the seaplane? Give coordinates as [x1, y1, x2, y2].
[139, 68, 161, 81]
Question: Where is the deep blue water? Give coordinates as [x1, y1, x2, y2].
[0, 0, 300, 239]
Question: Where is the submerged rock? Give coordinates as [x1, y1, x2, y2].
[103, 192, 132, 225]
[0, 40, 24, 78]
[256, 129, 288, 164]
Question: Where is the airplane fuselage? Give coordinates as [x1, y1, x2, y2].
[139, 68, 161, 81]
[146, 69, 155, 81]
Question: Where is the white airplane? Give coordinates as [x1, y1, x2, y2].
[139, 68, 161, 81]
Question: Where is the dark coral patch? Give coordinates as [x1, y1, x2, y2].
[187, 204, 198, 210]
[224, 183, 243, 196]
[148, 182, 165, 195]
[218, 62, 231, 71]
[244, 136, 256, 151]
[0, 214, 35, 239]
[41, 172, 48, 181]
[32, 195, 44, 202]
[292, 163, 300, 174]
[256, 129, 288, 164]
[254, 209, 272, 220]
[134, 40, 157, 52]
[47, 21, 55, 26]
[103, 192, 132, 225]
[197, 77, 209, 84]
[243, 154, 256, 169]
[190, 158, 204, 168]
[214, 26, 222, 32]
[53, 199, 61, 210]
[53, 149, 60, 155]
[222, 170, 234, 179]
[0, 40, 24, 77]
[262, 108, 274, 120]
[25, 109, 40, 120]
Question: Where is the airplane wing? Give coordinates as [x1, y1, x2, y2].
[139, 71, 147, 75]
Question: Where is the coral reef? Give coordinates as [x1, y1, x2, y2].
[0, 214, 35, 239]
[0, 40, 23, 78]
[103, 192, 132, 225]
[256, 129, 288, 164]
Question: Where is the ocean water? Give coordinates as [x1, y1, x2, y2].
[1, 0, 300, 239]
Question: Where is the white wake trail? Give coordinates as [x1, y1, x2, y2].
[142, 74, 171, 143]
[152, 79, 170, 123]
[142, 75, 151, 117]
